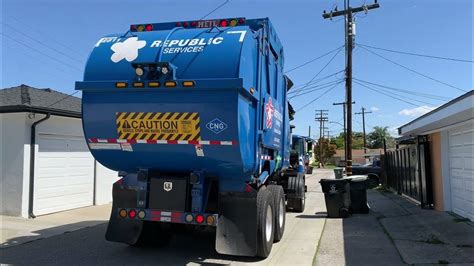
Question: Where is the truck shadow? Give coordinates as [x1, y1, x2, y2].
[1, 222, 265, 265]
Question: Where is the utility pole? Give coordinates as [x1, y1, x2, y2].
[355, 107, 372, 153]
[315, 110, 328, 168]
[333, 101, 355, 162]
[322, 0, 380, 175]
[308, 125, 311, 138]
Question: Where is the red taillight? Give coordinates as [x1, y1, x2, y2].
[176, 22, 182, 27]
[191, 21, 198, 27]
[239, 18, 245, 24]
[145, 24, 153, 31]
[128, 209, 137, 219]
[245, 184, 254, 193]
[183, 21, 189, 27]
[220, 20, 228, 27]
[195, 214, 204, 224]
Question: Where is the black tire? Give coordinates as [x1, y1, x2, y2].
[287, 175, 305, 212]
[256, 188, 275, 258]
[131, 221, 172, 247]
[361, 204, 370, 214]
[267, 185, 286, 242]
[339, 208, 350, 218]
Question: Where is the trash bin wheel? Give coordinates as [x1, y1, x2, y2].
[339, 208, 350, 218]
[256, 188, 274, 258]
[267, 185, 286, 242]
[360, 204, 370, 214]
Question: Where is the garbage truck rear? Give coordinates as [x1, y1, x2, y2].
[76, 17, 305, 257]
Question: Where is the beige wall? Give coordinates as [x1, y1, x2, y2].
[430, 132, 444, 211]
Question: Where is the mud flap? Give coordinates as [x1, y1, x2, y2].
[105, 183, 143, 245]
[216, 192, 258, 256]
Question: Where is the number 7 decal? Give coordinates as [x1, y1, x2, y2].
[227, 31, 247, 42]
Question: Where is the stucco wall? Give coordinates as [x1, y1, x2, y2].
[429, 132, 444, 211]
[0, 113, 28, 217]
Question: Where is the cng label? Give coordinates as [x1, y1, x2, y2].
[116, 112, 201, 141]
[206, 118, 228, 134]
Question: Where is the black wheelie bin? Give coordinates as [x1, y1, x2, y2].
[345, 175, 370, 214]
[319, 178, 351, 218]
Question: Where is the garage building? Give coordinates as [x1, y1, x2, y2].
[398, 90, 473, 221]
[0, 84, 118, 218]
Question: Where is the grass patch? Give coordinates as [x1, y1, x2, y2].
[420, 235, 445, 245]
[375, 185, 392, 193]
[456, 244, 473, 248]
[453, 217, 470, 223]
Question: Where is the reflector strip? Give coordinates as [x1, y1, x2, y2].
[88, 138, 237, 146]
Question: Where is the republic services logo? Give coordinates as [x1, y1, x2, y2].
[265, 98, 275, 129]
[110, 37, 146, 63]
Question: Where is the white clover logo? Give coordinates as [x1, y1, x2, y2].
[110, 37, 146, 63]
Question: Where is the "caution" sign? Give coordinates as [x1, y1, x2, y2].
[116, 112, 201, 141]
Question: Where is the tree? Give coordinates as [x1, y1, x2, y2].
[367, 126, 395, 149]
[329, 132, 365, 150]
[314, 138, 337, 167]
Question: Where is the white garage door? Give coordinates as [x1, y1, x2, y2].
[449, 123, 474, 221]
[34, 134, 94, 215]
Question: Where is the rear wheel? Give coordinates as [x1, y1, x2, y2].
[267, 185, 286, 242]
[256, 188, 274, 258]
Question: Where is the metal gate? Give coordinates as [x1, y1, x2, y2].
[383, 136, 433, 208]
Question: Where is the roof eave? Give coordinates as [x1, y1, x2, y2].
[0, 105, 82, 118]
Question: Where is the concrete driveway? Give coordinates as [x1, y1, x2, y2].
[1, 171, 329, 265]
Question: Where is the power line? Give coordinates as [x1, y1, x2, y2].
[354, 80, 433, 109]
[3, 22, 85, 64]
[46, 91, 81, 108]
[285, 45, 344, 73]
[1, 33, 83, 71]
[2, 40, 78, 78]
[8, 16, 88, 59]
[289, 79, 344, 99]
[352, 79, 439, 106]
[359, 45, 468, 93]
[357, 43, 474, 63]
[199, 0, 229, 20]
[353, 78, 451, 101]
[291, 47, 343, 98]
[290, 69, 345, 90]
[295, 81, 343, 111]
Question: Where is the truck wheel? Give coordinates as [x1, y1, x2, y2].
[267, 185, 286, 242]
[287, 175, 305, 213]
[256, 188, 274, 258]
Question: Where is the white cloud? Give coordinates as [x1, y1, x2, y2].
[389, 126, 400, 137]
[371, 107, 379, 112]
[398, 106, 435, 117]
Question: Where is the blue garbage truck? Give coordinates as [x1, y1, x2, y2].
[76, 17, 306, 257]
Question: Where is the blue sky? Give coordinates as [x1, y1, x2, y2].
[2, 0, 473, 137]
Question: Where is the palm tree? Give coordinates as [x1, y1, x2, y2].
[368, 126, 394, 149]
